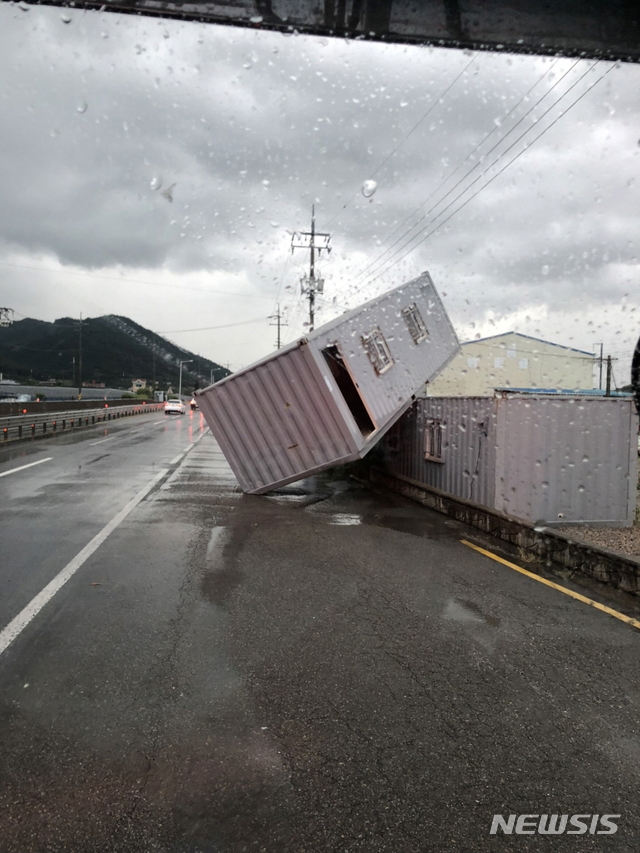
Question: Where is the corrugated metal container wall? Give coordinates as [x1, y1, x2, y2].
[197, 273, 460, 494]
[379, 397, 497, 510]
[496, 396, 638, 524]
[378, 394, 637, 526]
[312, 273, 459, 432]
[197, 343, 357, 494]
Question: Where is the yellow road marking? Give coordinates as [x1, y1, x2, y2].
[460, 539, 640, 632]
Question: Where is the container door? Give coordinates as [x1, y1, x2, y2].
[321, 344, 376, 438]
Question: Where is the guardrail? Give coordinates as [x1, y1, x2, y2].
[1, 403, 164, 444]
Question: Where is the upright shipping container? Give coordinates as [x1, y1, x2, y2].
[196, 272, 459, 493]
[379, 393, 638, 526]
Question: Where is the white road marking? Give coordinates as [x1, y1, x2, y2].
[0, 458, 52, 479]
[0, 466, 170, 658]
[162, 432, 209, 488]
[89, 437, 115, 446]
[0, 430, 210, 657]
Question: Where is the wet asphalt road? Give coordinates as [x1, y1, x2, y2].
[0, 414, 639, 852]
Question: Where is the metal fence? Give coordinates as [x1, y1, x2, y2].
[1, 403, 164, 444]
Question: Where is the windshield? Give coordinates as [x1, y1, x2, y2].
[0, 5, 638, 852]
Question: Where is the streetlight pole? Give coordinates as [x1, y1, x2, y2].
[210, 369, 215, 386]
[178, 359, 193, 400]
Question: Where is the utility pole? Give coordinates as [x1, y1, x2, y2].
[605, 355, 612, 397]
[596, 342, 604, 389]
[178, 359, 193, 400]
[291, 205, 331, 332]
[77, 313, 83, 400]
[269, 304, 288, 348]
[152, 341, 156, 400]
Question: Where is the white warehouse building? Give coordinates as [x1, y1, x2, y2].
[426, 332, 596, 397]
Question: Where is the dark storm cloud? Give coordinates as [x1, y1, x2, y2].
[0, 4, 638, 369]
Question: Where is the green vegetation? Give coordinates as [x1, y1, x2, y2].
[134, 386, 153, 399]
[0, 315, 229, 391]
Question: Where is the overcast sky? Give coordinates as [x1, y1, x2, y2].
[0, 5, 638, 384]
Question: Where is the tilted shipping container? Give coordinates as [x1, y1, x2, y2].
[196, 272, 460, 493]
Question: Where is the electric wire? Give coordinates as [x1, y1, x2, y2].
[352, 57, 584, 287]
[158, 317, 267, 333]
[351, 60, 613, 297]
[281, 293, 306, 345]
[0, 260, 273, 300]
[271, 252, 293, 315]
[350, 57, 565, 281]
[322, 54, 477, 230]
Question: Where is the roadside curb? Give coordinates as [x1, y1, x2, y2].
[368, 467, 640, 597]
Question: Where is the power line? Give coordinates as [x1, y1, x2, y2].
[272, 253, 292, 315]
[281, 293, 306, 346]
[352, 60, 612, 296]
[350, 57, 566, 282]
[322, 54, 477, 230]
[352, 57, 584, 287]
[0, 260, 273, 300]
[159, 317, 267, 333]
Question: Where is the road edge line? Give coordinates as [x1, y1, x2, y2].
[0, 466, 170, 657]
[0, 457, 52, 479]
[460, 539, 640, 632]
[0, 429, 210, 658]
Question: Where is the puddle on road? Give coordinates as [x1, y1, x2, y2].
[443, 598, 500, 627]
[267, 493, 309, 504]
[329, 513, 362, 526]
[206, 526, 228, 560]
[361, 512, 458, 540]
[274, 475, 466, 541]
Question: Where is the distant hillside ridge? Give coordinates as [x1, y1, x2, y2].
[0, 314, 230, 391]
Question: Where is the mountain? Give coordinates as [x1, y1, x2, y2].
[0, 314, 230, 391]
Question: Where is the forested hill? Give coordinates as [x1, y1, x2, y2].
[0, 314, 229, 390]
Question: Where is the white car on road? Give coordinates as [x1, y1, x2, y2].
[164, 398, 186, 415]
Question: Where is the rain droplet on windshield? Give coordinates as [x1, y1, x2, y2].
[150, 176, 163, 191]
[76, 101, 87, 114]
[362, 180, 377, 198]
